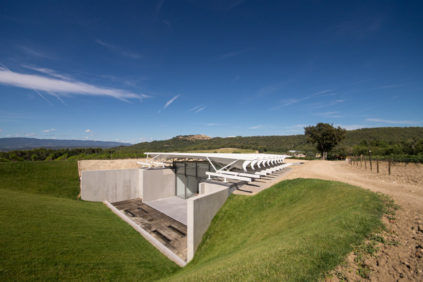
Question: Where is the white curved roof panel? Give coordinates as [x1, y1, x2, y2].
[145, 152, 290, 171]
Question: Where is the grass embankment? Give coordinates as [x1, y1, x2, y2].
[0, 161, 384, 281]
[0, 161, 179, 280]
[0, 161, 80, 199]
[170, 179, 384, 281]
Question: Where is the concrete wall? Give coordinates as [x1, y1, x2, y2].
[199, 182, 230, 194]
[81, 169, 140, 202]
[187, 182, 232, 261]
[140, 168, 176, 202]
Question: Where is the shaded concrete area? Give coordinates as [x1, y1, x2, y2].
[111, 198, 187, 261]
[233, 166, 295, 195]
[145, 196, 188, 225]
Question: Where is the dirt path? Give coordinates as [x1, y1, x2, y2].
[282, 160, 423, 281]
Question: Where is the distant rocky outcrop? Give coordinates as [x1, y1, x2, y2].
[174, 134, 211, 141]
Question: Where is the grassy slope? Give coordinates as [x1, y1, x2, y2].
[0, 162, 384, 281]
[0, 161, 80, 199]
[172, 179, 383, 281]
[0, 189, 179, 281]
[0, 161, 179, 281]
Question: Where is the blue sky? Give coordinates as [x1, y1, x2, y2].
[0, 0, 422, 143]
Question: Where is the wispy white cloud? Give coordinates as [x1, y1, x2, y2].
[194, 106, 206, 113]
[366, 118, 422, 125]
[0, 67, 148, 101]
[163, 95, 180, 109]
[280, 89, 333, 107]
[334, 15, 385, 40]
[207, 123, 219, 126]
[156, 0, 165, 15]
[308, 99, 344, 109]
[189, 105, 202, 111]
[85, 129, 91, 133]
[42, 128, 56, 133]
[280, 98, 301, 106]
[249, 124, 263, 129]
[257, 85, 279, 97]
[336, 124, 366, 130]
[96, 39, 143, 59]
[279, 124, 308, 134]
[226, 0, 244, 10]
[315, 111, 343, 118]
[17, 45, 51, 58]
[22, 65, 72, 80]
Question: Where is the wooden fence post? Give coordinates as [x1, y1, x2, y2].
[376, 159, 379, 173]
[369, 151, 372, 171]
[388, 159, 391, 175]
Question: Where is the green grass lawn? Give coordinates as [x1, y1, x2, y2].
[0, 161, 384, 281]
[171, 179, 383, 281]
[0, 161, 80, 199]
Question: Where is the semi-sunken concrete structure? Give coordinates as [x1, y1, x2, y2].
[80, 153, 291, 266]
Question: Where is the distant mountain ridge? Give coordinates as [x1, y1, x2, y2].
[0, 137, 130, 151]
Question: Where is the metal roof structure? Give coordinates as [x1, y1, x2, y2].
[145, 152, 289, 170]
[141, 152, 291, 183]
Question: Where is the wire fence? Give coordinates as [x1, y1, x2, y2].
[347, 155, 421, 175]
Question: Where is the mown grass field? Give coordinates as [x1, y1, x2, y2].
[0, 161, 384, 281]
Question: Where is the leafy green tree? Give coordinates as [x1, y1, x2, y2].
[304, 123, 346, 160]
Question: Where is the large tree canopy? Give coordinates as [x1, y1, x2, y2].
[304, 123, 346, 159]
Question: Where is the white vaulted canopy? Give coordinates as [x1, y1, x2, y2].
[144, 152, 290, 172]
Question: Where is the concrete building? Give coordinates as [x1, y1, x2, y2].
[80, 152, 291, 266]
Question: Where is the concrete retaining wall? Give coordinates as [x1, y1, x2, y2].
[140, 168, 176, 202]
[199, 182, 230, 194]
[187, 182, 232, 261]
[81, 169, 140, 202]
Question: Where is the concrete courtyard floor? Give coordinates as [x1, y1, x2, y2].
[145, 196, 188, 225]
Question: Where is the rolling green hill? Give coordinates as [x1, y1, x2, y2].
[119, 127, 423, 154]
